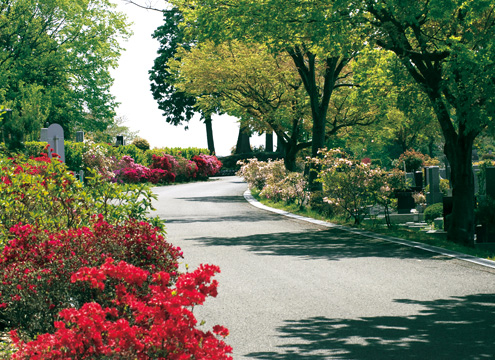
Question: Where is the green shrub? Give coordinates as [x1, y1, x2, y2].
[115, 144, 147, 166]
[23, 141, 47, 158]
[475, 196, 495, 225]
[131, 137, 150, 151]
[424, 202, 443, 223]
[0, 153, 164, 245]
[65, 140, 86, 172]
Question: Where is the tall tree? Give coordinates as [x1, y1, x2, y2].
[360, 0, 495, 245]
[0, 0, 130, 146]
[169, 40, 313, 170]
[170, 0, 371, 188]
[150, 7, 216, 154]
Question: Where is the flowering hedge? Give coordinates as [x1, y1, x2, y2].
[10, 259, 232, 359]
[0, 217, 182, 337]
[113, 155, 175, 184]
[192, 154, 223, 179]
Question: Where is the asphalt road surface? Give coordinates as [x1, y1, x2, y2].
[151, 176, 495, 360]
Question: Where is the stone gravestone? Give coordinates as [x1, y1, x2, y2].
[473, 164, 480, 195]
[413, 171, 423, 191]
[472, 149, 479, 162]
[426, 166, 443, 205]
[46, 124, 65, 163]
[75, 131, 85, 182]
[486, 167, 495, 198]
[76, 131, 84, 143]
[40, 128, 49, 143]
[116, 135, 124, 146]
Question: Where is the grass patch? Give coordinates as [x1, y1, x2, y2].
[251, 190, 495, 261]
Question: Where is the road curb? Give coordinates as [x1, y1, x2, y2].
[243, 189, 495, 270]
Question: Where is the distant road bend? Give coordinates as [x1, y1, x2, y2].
[152, 176, 495, 360]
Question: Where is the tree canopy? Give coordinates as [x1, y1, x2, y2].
[0, 0, 130, 148]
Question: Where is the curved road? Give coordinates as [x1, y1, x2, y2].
[152, 176, 495, 359]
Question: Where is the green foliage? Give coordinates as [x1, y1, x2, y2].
[22, 141, 47, 158]
[475, 196, 495, 226]
[0, 153, 164, 246]
[131, 137, 151, 151]
[114, 144, 148, 166]
[424, 203, 444, 224]
[0, 0, 131, 140]
[64, 141, 86, 172]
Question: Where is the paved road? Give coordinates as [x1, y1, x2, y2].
[152, 176, 495, 359]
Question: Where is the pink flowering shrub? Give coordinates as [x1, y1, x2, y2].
[114, 156, 175, 184]
[192, 154, 222, 179]
[10, 259, 232, 359]
[0, 217, 182, 337]
[313, 148, 406, 225]
[173, 156, 199, 182]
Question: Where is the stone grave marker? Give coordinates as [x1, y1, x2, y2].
[473, 164, 480, 195]
[116, 135, 124, 146]
[47, 123, 65, 163]
[76, 131, 84, 143]
[414, 171, 423, 191]
[486, 167, 495, 198]
[426, 166, 443, 205]
[40, 128, 49, 142]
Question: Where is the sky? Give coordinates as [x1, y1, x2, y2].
[109, 1, 266, 156]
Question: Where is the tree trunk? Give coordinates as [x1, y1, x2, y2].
[204, 113, 215, 154]
[276, 135, 285, 154]
[283, 141, 298, 172]
[265, 132, 273, 152]
[235, 124, 251, 154]
[444, 134, 476, 245]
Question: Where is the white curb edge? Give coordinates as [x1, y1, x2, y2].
[243, 189, 495, 270]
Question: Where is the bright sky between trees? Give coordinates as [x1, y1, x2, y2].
[109, 0, 266, 156]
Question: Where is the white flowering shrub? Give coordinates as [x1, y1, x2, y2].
[236, 158, 286, 191]
[82, 141, 117, 180]
[237, 158, 308, 206]
[313, 149, 406, 225]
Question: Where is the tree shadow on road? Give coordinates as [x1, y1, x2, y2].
[165, 212, 285, 224]
[245, 293, 495, 359]
[191, 228, 449, 262]
[176, 195, 247, 203]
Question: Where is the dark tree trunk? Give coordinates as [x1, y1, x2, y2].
[288, 47, 347, 192]
[204, 113, 215, 154]
[235, 124, 251, 154]
[283, 141, 298, 172]
[443, 131, 476, 245]
[276, 135, 285, 154]
[427, 91, 477, 245]
[265, 132, 273, 152]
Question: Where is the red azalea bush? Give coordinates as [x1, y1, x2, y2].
[0, 216, 182, 337]
[114, 156, 175, 184]
[151, 154, 200, 183]
[192, 154, 223, 179]
[11, 259, 232, 359]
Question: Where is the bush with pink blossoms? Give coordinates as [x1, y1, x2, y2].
[113, 155, 175, 184]
[192, 154, 223, 179]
